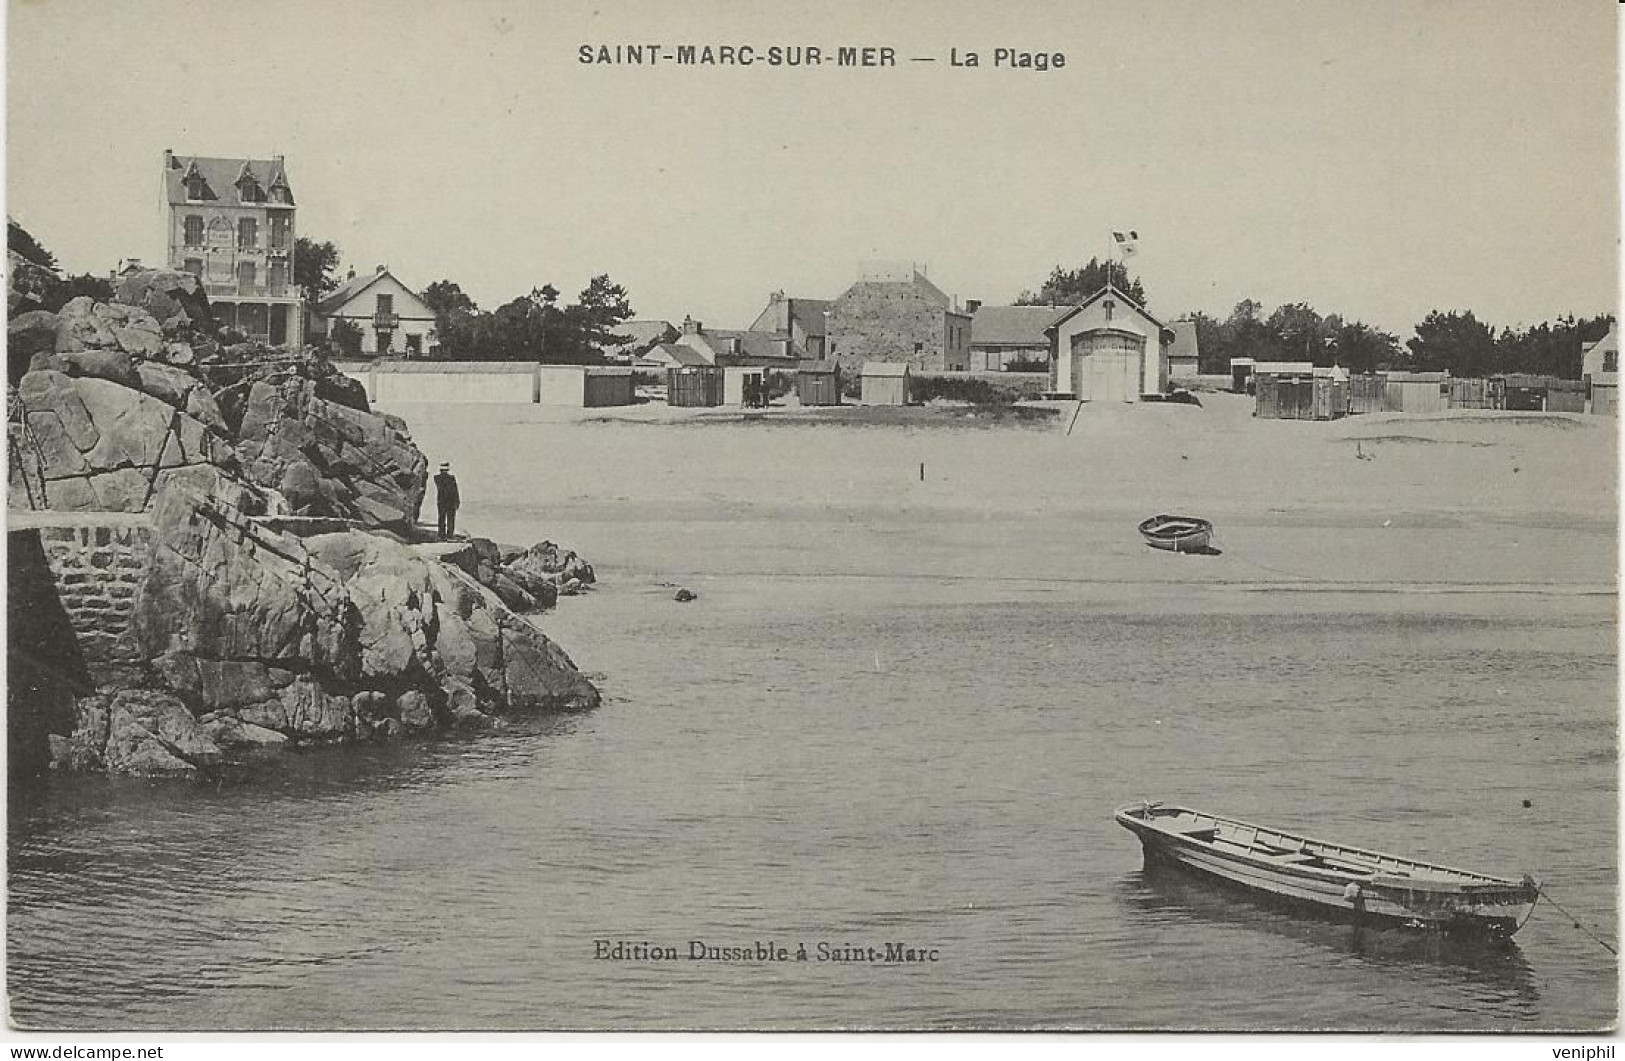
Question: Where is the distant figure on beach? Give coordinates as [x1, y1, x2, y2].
[434, 462, 461, 540]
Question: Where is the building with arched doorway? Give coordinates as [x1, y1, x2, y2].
[1043, 285, 1173, 401]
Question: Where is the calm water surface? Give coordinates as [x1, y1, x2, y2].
[8, 416, 1618, 1030]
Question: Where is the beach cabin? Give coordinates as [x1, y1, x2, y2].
[1045, 286, 1173, 402]
[667, 365, 724, 407]
[723, 366, 765, 406]
[1545, 378, 1586, 413]
[861, 362, 912, 405]
[361, 361, 540, 404]
[1347, 373, 1386, 415]
[796, 360, 842, 406]
[1499, 374, 1549, 412]
[1448, 377, 1504, 410]
[536, 365, 635, 407]
[1251, 362, 1314, 419]
[1229, 357, 1256, 394]
[1383, 371, 1450, 414]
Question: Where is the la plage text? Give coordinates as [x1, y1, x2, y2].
[578, 44, 1066, 71]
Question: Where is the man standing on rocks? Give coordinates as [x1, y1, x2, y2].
[434, 462, 461, 540]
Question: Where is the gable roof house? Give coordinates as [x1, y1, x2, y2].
[824, 263, 972, 375]
[1044, 285, 1176, 401]
[967, 303, 1075, 371]
[749, 292, 831, 359]
[603, 319, 679, 363]
[1167, 318, 1201, 380]
[672, 316, 797, 367]
[313, 265, 438, 358]
[637, 342, 714, 370]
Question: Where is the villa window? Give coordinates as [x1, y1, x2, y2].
[238, 218, 258, 249]
[237, 260, 256, 293]
[184, 215, 204, 246]
[186, 175, 205, 200]
[376, 293, 394, 318]
[270, 215, 289, 249]
[268, 262, 286, 295]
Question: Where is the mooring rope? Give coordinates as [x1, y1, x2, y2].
[1206, 535, 1319, 582]
[1535, 884, 1618, 955]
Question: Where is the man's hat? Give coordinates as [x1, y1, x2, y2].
[439, 462, 451, 471]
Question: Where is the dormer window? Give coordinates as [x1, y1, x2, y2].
[269, 185, 291, 205]
[185, 174, 206, 200]
[236, 175, 262, 203]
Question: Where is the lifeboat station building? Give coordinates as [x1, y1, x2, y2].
[1044, 286, 1173, 402]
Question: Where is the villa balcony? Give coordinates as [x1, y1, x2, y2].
[205, 282, 304, 301]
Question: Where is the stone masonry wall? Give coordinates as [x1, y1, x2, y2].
[826, 281, 955, 376]
[34, 517, 155, 665]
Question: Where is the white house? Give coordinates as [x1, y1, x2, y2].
[1044, 285, 1173, 401]
[314, 265, 438, 357]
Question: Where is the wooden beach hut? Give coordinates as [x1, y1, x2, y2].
[1545, 378, 1586, 413]
[1448, 377, 1504, 410]
[536, 365, 635, 407]
[1500, 374, 1548, 411]
[1590, 373, 1618, 416]
[1229, 357, 1256, 394]
[860, 362, 912, 405]
[1383, 371, 1450, 414]
[1252, 362, 1314, 419]
[667, 365, 724, 407]
[796, 360, 842, 406]
[1347, 373, 1385, 415]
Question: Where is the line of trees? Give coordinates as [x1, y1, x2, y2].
[1187, 299, 1612, 379]
[417, 275, 635, 363]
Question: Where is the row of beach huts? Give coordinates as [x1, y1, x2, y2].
[1233, 359, 1616, 421]
[332, 360, 909, 408]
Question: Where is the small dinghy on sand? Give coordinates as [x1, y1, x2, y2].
[1138, 514, 1214, 553]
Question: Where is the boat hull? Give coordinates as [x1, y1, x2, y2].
[1138, 515, 1213, 554]
[1116, 806, 1537, 939]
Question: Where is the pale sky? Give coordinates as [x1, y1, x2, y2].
[7, 0, 1618, 337]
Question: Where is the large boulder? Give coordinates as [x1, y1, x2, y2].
[8, 250, 64, 317]
[51, 689, 222, 776]
[112, 268, 215, 338]
[54, 297, 166, 358]
[8, 309, 59, 385]
[503, 541, 596, 599]
[233, 376, 426, 530]
[14, 369, 228, 511]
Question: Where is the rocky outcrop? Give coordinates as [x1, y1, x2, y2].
[10, 271, 601, 776]
[112, 268, 214, 338]
[119, 474, 597, 767]
[503, 540, 597, 598]
[233, 377, 425, 530]
[7, 250, 64, 317]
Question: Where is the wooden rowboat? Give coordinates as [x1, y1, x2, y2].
[1137, 514, 1213, 553]
[1115, 802, 1540, 938]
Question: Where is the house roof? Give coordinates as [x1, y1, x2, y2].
[645, 343, 712, 367]
[606, 319, 677, 352]
[1168, 319, 1200, 361]
[789, 298, 831, 338]
[1043, 284, 1172, 341]
[798, 359, 839, 373]
[368, 361, 536, 374]
[969, 305, 1075, 347]
[1253, 361, 1316, 375]
[164, 154, 293, 206]
[862, 361, 911, 377]
[1583, 320, 1618, 355]
[1385, 370, 1450, 382]
[689, 329, 795, 361]
[835, 271, 952, 310]
[316, 268, 433, 317]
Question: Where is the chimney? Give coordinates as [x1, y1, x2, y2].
[965, 299, 982, 314]
[769, 290, 784, 303]
[163, 149, 174, 169]
[682, 315, 701, 335]
[273, 153, 284, 163]
[375, 263, 388, 274]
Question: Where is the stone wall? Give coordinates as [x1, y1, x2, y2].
[27, 514, 155, 665]
[826, 279, 964, 376]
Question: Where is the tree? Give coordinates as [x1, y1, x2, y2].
[8, 217, 57, 270]
[1329, 320, 1401, 374]
[1015, 257, 1147, 308]
[293, 237, 342, 299]
[422, 279, 477, 319]
[329, 318, 364, 358]
[62, 273, 115, 303]
[1406, 310, 1498, 376]
[566, 274, 634, 355]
